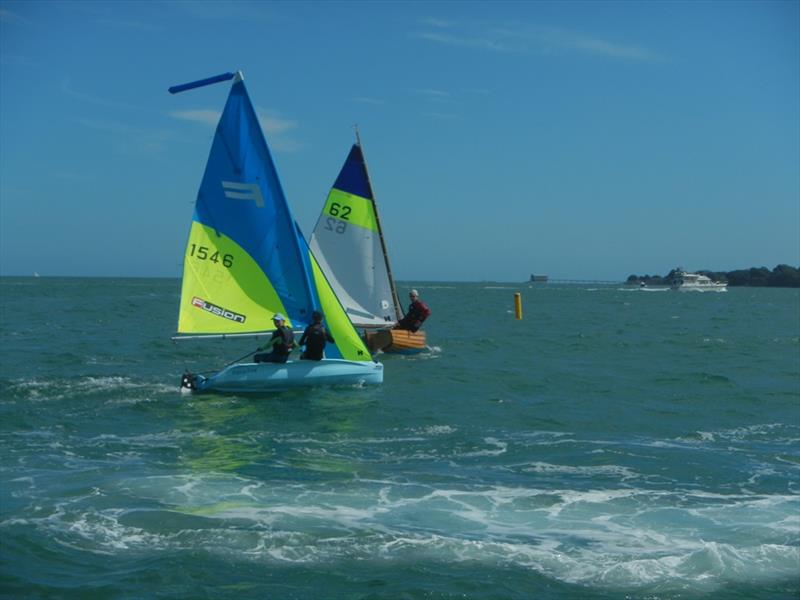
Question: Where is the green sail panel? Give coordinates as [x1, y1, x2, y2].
[178, 222, 291, 334]
[308, 250, 372, 361]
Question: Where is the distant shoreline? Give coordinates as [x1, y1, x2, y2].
[3, 266, 799, 288]
[626, 265, 800, 288]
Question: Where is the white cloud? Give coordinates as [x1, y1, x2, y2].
[74, 117, 172, 156]
[260, 111, 301, 151]
[414, 21, 666, 63]
[257, 109, 296, 136]
[413, 30, 520, 53]
[61, 77, 139, 110]
[513, 25, 666, 62]
[167, 0, 277, 24]
[168, 107, 301, 152]
[352, 96, 386, 105]
[168, 107, 296, 135]
[420, 17, 455, 28]
[415, 88, 451, 99]
[169, 109, 220, 126]
[75, 117, 133, 134]
[424, 112, 459, 121]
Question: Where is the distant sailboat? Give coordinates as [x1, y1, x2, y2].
[169, 72, 382, 392]
[309, 133, 427, 354]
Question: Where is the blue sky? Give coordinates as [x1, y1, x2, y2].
[1, 0, 798, 281]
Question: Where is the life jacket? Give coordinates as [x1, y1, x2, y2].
[273, 326, 294, 356]
[410, 300, 431, 321]
[304, 323, 328, 355]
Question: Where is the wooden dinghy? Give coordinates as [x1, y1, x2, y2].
[309, 136, 433, 355]
[364, 329, 426, 355]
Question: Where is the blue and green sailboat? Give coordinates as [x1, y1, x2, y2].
[170, 71, 382, 392]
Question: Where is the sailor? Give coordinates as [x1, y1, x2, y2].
[254, 313, 295, 363]
[298, 311, 335, 361]
[394, 289, 431, 332]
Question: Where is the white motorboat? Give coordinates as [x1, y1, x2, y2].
[671, 270, 728, 292]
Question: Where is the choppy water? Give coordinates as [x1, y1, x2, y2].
[1, 277, 798, 599]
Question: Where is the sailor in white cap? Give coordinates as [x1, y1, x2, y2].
[254, 313, 295, 363]
[394, 289, 431, 332]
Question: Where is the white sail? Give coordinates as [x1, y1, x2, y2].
[310, 142, 402, 328]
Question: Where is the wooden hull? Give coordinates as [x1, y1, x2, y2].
[364, 329, 426, 355]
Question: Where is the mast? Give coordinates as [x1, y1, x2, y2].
[354, 125, 404, 321]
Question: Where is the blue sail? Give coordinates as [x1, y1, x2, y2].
[178, 73, 315, 333]
[176, 73, 373, 363]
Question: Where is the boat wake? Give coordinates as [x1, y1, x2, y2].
[8, 471, 796, 594]
[5, 421, 797, 596]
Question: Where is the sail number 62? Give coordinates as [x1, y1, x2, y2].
[325, 202, 351, 234]
[328, 202, 351, 220]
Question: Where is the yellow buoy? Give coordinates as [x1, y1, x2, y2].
[514, 292, 522, 319]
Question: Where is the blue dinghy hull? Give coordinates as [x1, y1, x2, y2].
[181, 359, 383, 394]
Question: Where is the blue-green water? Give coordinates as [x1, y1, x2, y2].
[1, 278, 798, 599]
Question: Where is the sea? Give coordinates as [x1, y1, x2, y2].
[1, 277, 798, 600]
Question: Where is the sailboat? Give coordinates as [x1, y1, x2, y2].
[309, 134, 427, 354]
[169, 71, 382, 393]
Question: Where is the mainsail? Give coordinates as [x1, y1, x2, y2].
[309, 142, 402, 328]
[175, 72, 371, 362]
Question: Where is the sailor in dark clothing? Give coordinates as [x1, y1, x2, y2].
[298, 311, 334, 360]
[254, 313, 295, 363]
[394, 289, 431, 332]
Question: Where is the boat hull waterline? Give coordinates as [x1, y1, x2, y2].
[672, 283, 728, 292]
[181, 359, 383, 393]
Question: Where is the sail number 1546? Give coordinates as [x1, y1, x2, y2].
[189, 244, 234, 268]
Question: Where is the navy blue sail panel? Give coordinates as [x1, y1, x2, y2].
[332, 144, 373, 199]
[193, 79, 314, 327]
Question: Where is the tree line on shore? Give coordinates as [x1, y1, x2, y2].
[626, 265, 800, 288]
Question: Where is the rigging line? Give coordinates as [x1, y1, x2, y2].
[194, 348, 258, 375]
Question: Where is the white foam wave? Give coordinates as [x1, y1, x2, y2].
[87, 429, 220, 449]
[8, 467, 798, 594]
[417, 425, 456, 435]
[521, 462, 639, 481]
[4, 376, 177, 402]
[458, 437, 508, 457]
[40, 507, 796, 593]
[686, 423, 798, 445]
